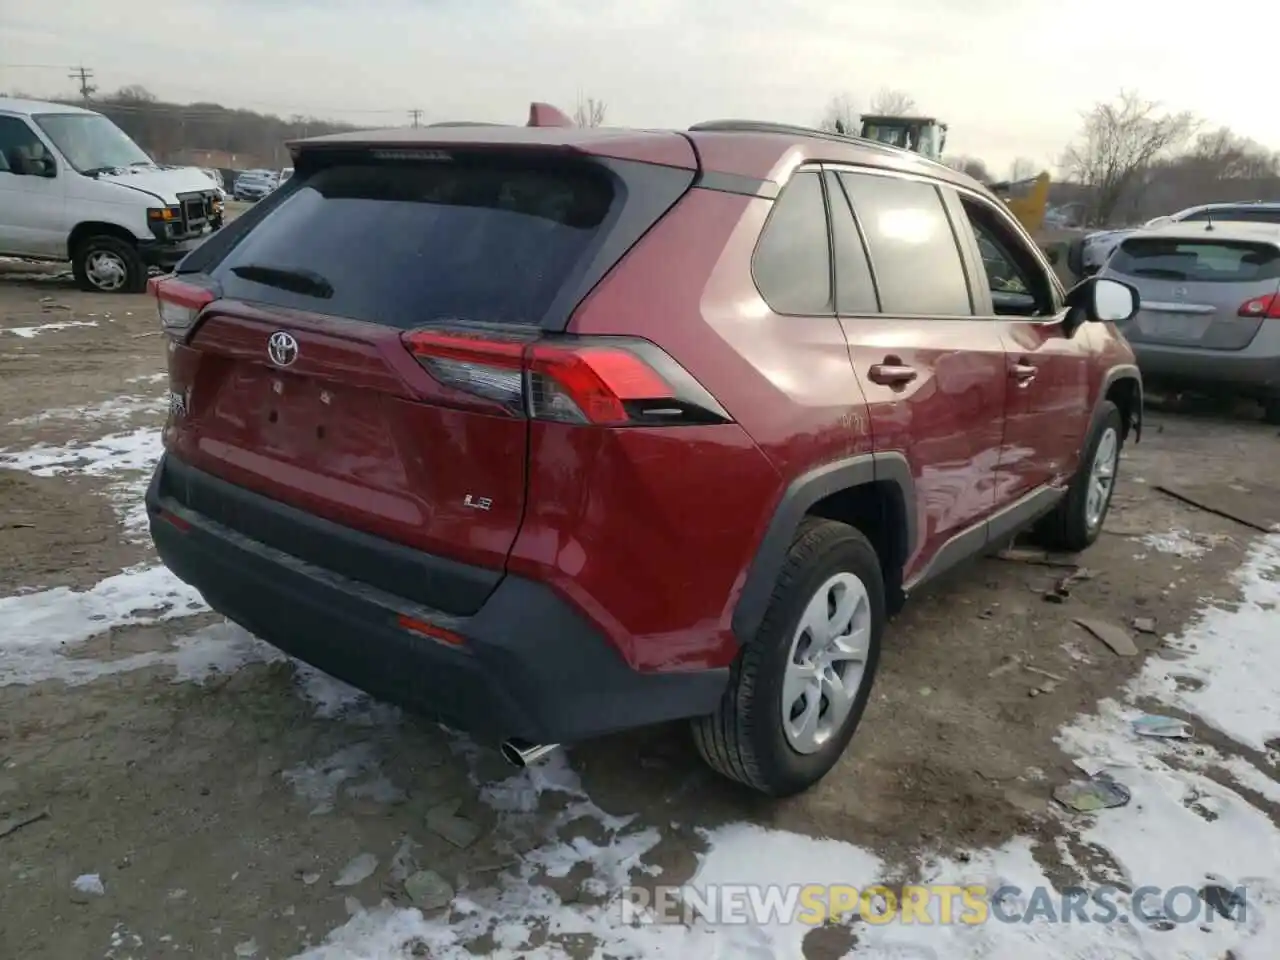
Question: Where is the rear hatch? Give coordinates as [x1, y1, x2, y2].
[159, 136, 697, 614]
[1106, 234, 1280, 350]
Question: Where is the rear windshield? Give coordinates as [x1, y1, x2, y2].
[1109, 238, 1280, 283]
[212, 158, 614, 327]
[1182, 207, 1280, 224]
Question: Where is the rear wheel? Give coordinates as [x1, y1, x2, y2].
[1038, 401, 1122, 551]
[72, 234, 147, 294]
[1261, 398, 1280, 426]
[692, 518, 884, 797]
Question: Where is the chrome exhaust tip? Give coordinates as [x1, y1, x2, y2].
[500, 739, 559, 768]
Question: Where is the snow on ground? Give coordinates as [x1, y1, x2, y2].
[6, 393, 166, 427]
[0, 426, 162, 537]
[294, 536, 1280, 960]
[0, 319, 99, 338]
[2, 406, 1278, 958]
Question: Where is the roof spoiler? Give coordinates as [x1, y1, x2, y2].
[527, 102, 574, 128]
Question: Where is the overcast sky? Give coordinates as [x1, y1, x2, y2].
[3, 0, 1276, 174]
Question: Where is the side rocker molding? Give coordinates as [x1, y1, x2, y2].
[730, 452, 917, 644]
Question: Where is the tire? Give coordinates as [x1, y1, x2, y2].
[692, 518, 885, 797]
[1262, 398, 1280, 426]
[72, 234, 147, 294]
[1038, 401, 1123, 552]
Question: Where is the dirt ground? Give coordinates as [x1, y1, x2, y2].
[1, 262, 1278, 959]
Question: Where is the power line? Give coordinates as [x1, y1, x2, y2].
[67, 65, 95, 102]
[409, 108, 423, 128]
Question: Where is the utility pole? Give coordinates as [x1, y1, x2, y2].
[68, 65, 96, 103]
[408, 109, 422, 128]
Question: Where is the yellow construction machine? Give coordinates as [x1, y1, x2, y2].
[857, 114, 1050, 235]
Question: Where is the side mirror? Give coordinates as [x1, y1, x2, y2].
[1065, 276, 1139, 325]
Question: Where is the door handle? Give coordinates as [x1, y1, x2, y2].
[868, 362, 918, 386]
[1010, 362, 1038, 385]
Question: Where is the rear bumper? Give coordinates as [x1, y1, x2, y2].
[1131, 331, 1280, 396]
[145, 454, 727, 744]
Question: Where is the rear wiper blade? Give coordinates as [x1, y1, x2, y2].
[230, 263, 334, 298]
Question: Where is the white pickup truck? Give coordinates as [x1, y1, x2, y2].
[0, 97, 224, 293]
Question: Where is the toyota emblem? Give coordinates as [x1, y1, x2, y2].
[267, 331, 299, 367]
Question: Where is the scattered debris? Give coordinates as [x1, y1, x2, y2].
[1073, 757, 1112, 777]
[1132, 617, 1157, 635]
[1132, 714, 1194, 739]
[0, 806, 49, 839]
[70, 873, 106, 902]
[1154, 483, 1273, 533]
[297, 871, 321, 886]
[1056, 568, 1095, 594]
[1074, 618, 1139, 656]
[1053, 774, 1132, 813]
[1025, 665, 1067, 683]
[1043, 590, 1067, 604]
[234, 939, 259, 958]
[1, 522, 36, 529]
[404, 869, 454, 911]
[426, 800, 481, 849]
[996, 547, 1080, 568]
[988, 656, 1022, 679]
[130, 331, 161, 339]
[333, 853, 378, 887]
[1200, 884, 1246, 920]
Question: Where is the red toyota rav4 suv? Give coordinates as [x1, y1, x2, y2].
[146, 109, 1142, 797]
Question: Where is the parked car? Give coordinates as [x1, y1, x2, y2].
[145, 112, 1142, 796]
[1079, 201, 1280, 275]
[1097, 220, 1280, 421]
[198, 167, 227, 202]
[0, 97, 224, 292]
[277, 167, 293, 188]
[232, 169, 277, 201]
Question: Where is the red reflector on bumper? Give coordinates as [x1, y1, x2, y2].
[397, 615, 465, 646]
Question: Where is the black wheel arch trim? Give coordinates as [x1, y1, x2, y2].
[731, 451, 917, 644]
[1099, 364, 1143, 442]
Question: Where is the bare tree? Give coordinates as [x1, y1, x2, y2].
[573, 95, 607, 128]
[1185, 126, 1279, 181]
[115, 84, 157, 104]
[1008, 157, 1039, 182]
[818, 93, 859, 135]
[945, 155, 991, 182]
[868, 87, 917, 116]
[1061, 90, 1197, 225]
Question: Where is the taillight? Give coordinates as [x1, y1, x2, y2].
[148, 276, 217, 340]
[401, 330, 732, 427]
[1238, 293, 1280, 319]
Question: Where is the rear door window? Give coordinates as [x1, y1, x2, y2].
[211, 158, 615, 328]
[1110, 238, 1280, 283]
[752, 170, 833, 315]
[838, 172, 972, 316]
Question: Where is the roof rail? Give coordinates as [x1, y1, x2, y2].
[688, 119, 910, 156]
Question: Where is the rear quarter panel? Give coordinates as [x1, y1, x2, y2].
[543, 188, 872, 669]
